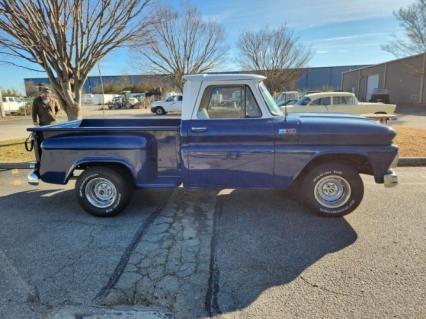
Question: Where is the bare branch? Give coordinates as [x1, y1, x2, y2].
[237, 25, 312, 92]
[136, 6, 228, 90]
[0, 0, 154, 119]
[382, 0, 426, 57]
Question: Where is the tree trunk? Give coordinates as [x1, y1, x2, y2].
[62, 102, 81, 120]
[51, 79, 82, 121]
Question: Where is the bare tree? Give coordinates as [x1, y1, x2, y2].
[138, 6, 227, 91]
[0, 0, 153, 120]
[383, 0, 426, 57]
[237, 26, 311, 92]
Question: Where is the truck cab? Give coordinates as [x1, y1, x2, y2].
[28, 74, 399, 218]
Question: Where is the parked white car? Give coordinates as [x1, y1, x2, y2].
[151, 94, 183, 115]
[275, 91, 300, 106]
[1, 96, 26, 114]
[283, 92, 396, 115]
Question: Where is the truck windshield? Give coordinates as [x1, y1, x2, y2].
[259, 82, 283, 116]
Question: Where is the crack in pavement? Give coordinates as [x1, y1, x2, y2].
[205, 195, 223, 317]
[102, 189, 216, 319]
[94, 195, 172, 302]
[300, 275, 363, 298]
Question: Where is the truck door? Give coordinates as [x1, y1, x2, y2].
[182, 83, 275, 188]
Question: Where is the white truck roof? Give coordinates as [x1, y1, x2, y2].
[184, 73, 266, 82]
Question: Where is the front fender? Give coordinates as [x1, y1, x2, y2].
[274, 145, 398, 188]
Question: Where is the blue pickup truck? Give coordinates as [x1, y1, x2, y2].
[28, 74, 398, 217]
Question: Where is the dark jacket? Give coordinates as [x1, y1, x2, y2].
[32, 96, 60, 125]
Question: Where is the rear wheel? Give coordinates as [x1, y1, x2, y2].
[155, 107, 166, 115]
[299, 162, 364, 217]
[76, 167, 133, 217]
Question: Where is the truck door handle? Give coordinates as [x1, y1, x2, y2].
[191, 127, 208, 133]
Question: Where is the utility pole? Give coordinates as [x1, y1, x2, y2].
[0, 90, 4, 118]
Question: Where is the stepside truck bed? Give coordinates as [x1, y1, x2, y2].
[29, 118, 182, 188]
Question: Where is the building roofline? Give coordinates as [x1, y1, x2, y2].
[23, 65, 369, 82]
[342, 52, 426, 74]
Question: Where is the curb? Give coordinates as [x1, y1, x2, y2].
[0, 162, 34, 169]
[1, 158, 426, 170]
[397, 157, 426, 167]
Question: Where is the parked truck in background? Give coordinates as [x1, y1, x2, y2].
[2, 96, 26, 115]
[27, 74, 398, 218]
[151, 94, 183, 115]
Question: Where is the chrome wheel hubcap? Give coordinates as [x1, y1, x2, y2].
[85, 178, 117, 209]
[314, 175, 351, 209]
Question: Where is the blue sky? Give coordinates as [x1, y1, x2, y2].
[0, 0, 416, 93]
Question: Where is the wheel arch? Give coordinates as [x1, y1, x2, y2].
[293, 152, 373, 185]
[67, 159, 135, 186]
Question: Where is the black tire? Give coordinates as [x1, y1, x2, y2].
[155, 107, 166, 115]
[76, 167, 133, 217]
[299, 162, 364, 217]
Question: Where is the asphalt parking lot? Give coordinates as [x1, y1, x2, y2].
[0, 168, 425, 318]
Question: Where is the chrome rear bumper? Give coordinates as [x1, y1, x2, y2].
[27, 171, 39, 186]
[384, 169, 398, 188]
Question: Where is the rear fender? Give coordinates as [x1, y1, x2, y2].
[39, 135, 154, 185]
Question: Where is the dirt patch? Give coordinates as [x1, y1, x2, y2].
[0, 138, 35, 162]
[392, 126, 426, 157]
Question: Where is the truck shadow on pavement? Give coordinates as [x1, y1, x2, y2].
[210, 189, 358, 315]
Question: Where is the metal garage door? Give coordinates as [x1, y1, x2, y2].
[367, 74, 379, 101]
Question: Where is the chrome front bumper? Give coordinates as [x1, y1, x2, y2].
[384, 169, 398, 188]
[27, 171, 39, 186]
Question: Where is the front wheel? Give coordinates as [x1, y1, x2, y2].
[76, 167, 133, 217]
[299, 162, 364, 217]
[155, 107, 166, 115]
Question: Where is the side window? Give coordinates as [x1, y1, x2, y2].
[165, 96, 173, 102]
[177, 95, 183, 101]
[245, 86, 262, 118]
[197, 85, 261, 119]
[2, 98, 6, 102]
[333, 96, 354, 105]
[297, 97, 311, 105]
[310, 97, 331, 106]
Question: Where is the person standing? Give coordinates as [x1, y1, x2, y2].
[32, 87, 60, 126]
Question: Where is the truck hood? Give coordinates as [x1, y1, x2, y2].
[289, 113, 396, 145]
